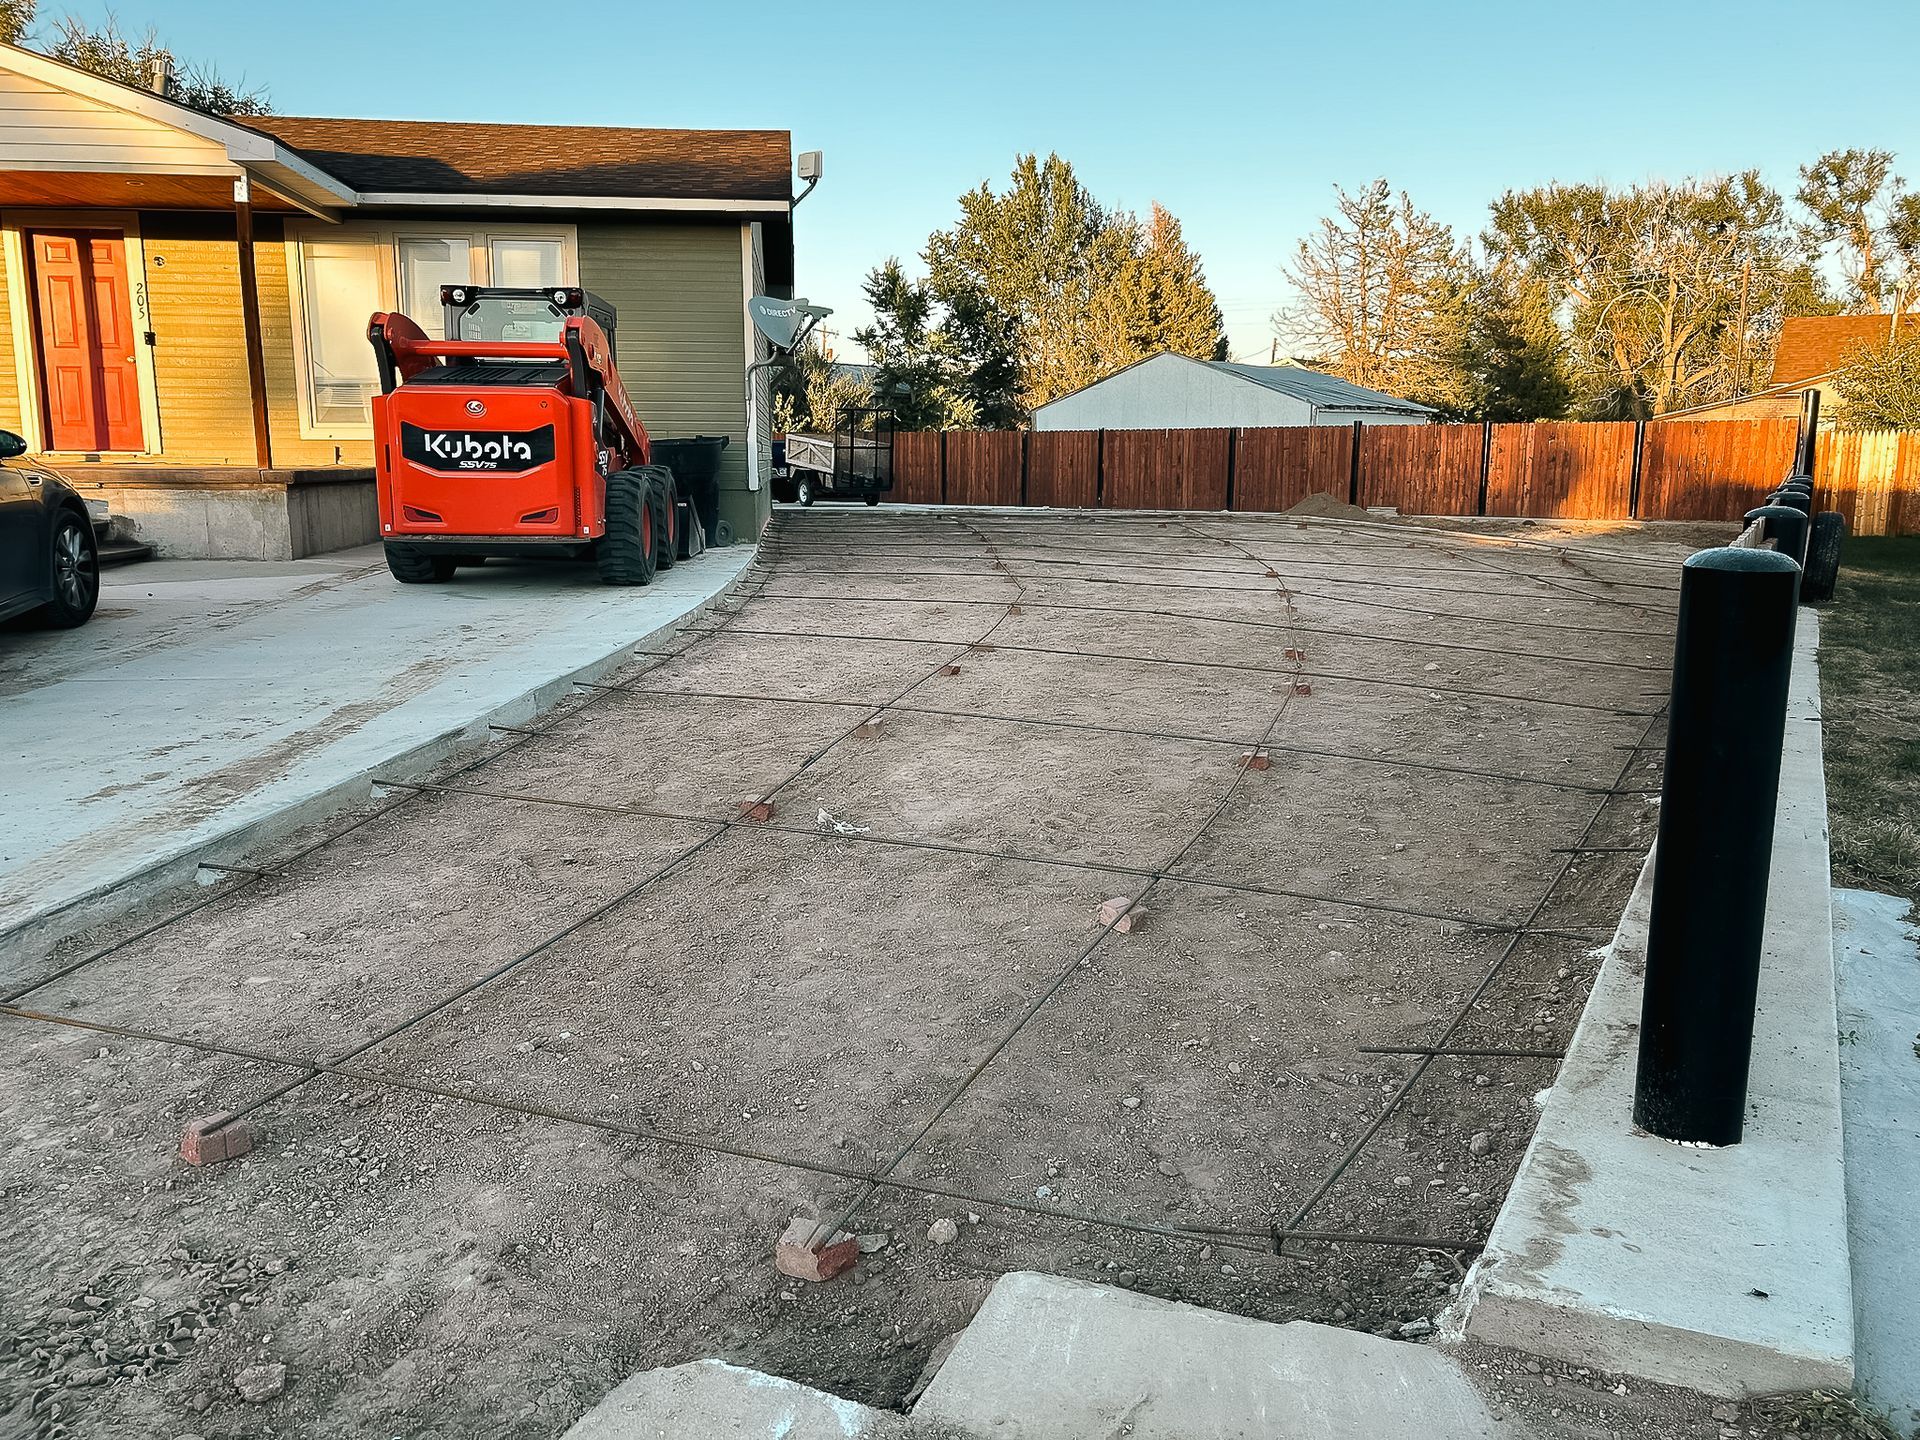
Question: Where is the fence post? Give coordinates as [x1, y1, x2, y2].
[1095, 429, 1106, 508]
[1019, 431, 1030, 509]
[1347, 422, 1363, 507]
[1628, 419, 1647, 519]
[1632, 547, 1801, 1146]
[1794, 389, 1821, 478]
[1476, 421, 1493, 516]
[1225, 428, 1239, 513]
[938, 430, 949, 506]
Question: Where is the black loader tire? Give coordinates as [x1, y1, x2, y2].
[598, 469, 657, 586]
[645, 465, 677, 571]
[1802, 511, 1845, 603]
[386, 544, 456, 584]
[38, 508, 99, 627]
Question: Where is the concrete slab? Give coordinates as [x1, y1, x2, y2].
[913, 1272, 1511, 1439]
[0, 543, 754, 963]
[561, 1360, 907, 1439]
[1460, 610, 1854, 1398]
[1832, 887, 1920, 1438]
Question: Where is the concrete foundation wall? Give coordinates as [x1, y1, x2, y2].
[288, 478, 377, 557]
[82, 474, 376, 560]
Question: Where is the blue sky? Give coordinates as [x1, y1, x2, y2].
[48, 0, 1920, 359]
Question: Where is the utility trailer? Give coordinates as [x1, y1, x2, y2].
[367, 285, 709, 585]
[775, 407, 895, 506]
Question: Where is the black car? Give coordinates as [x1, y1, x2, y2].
[1, 430, 98, 628]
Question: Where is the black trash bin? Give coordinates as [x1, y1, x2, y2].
[651, 436, 730, 543]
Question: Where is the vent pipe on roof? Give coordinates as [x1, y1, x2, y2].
[149, 54, 174, 98]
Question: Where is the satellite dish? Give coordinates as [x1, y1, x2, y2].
[748, 294, 832, 352]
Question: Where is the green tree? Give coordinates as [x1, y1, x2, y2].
[851, 259, 1019, 430]
[920, 154, 1225, 414]
[5, 3, 270, 114]
[771, 345, 872, 435]
[1462, 268, 1576, 421]
[1091, 203, 1228, 368]
[1796, 149, 1920, 318]
[1831, 333, 1920, 429]
[1485, 174, 1822, 417]
[1278, 179, 1478, 414]
[0, 0, 33, 43]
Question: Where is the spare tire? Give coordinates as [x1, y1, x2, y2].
[1802, 511, 1845, 603]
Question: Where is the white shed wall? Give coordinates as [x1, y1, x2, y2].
[1315, 406, 1429, 428]
[1034, 354, 1310, 431]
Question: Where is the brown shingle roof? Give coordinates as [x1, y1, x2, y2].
[235, 116, 791, 203]
[1770, 313, 1920, 384]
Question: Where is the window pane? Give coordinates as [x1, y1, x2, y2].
[489, 236, 564, 289]
[300, 239, 381, 428]
[397, 235, 471, 339]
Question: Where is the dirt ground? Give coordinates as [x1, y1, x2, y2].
[4, 507, 1841, 1439]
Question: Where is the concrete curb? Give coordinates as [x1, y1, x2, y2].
[0, 552, 758, 974]
[1456, 608, 1853, 1397]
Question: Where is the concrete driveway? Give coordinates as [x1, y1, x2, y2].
[0, 542, 753, 952]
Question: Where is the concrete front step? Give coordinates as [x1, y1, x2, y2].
[912, 1273, 1511, 1440]
[563, 1273, 1511, 1440]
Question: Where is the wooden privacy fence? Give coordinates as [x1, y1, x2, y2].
[877, 417, 1920, 535]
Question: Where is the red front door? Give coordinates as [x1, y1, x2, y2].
[30, 230, 144, 452]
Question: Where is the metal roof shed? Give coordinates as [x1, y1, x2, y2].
[1032, 352, 1435, 430]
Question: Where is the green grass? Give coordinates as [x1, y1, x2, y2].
[1819, 537, 1920, 906]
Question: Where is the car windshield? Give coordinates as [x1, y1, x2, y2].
[456, 297, 567, 345]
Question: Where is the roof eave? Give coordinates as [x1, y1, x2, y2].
[350, 191, 791, 214]
[0, 41, 357, 209]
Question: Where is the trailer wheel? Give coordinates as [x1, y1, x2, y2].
[644, 465, 677, 571]
[386, 544, 456, 584]
[1802, 511, 1845, 603]
[864, 492, 880, 507]
[796, 474, 815, 507]
[597, 470, 657, 586]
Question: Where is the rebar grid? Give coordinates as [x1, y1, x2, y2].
[1, 506, 1666, 1272]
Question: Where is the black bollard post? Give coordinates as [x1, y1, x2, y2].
[1633, 548, 1801, 1145]
[1794, 390, 1820, 476]
[1747, 504, 1809, 568]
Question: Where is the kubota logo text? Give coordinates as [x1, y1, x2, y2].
[400, 423, 555, 473]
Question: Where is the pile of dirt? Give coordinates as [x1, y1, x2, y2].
[1278, 492, 1372, 521]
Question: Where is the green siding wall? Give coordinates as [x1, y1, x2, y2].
[577, 219, 767, 540]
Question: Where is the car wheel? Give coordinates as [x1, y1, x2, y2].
[40, 509, 99, 627]
[386, 544, 456, 584]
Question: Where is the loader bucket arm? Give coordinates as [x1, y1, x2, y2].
[368, 311, 437, 394]
[563, 316, 650, 465]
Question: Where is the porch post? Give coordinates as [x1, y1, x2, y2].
[233, 173, 273, 470]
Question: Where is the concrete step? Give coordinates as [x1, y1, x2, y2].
[97, 539, 153, 568]
[560, 1360, 911, 1439]
[913, 1273, 1512, 1440]
[561, 1273, 1512, 1440]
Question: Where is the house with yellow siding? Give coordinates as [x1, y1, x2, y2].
[0, 41, 793, 557]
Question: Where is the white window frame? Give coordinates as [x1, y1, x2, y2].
[283, 220, 577, 441]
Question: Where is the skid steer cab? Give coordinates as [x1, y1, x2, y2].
[367, 285, 706, 586]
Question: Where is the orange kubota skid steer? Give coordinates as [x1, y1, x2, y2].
[367, 285, 705, 585]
